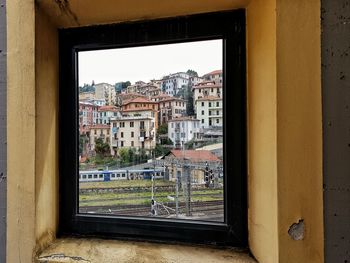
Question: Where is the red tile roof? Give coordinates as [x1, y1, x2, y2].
[98, 105, 119, 112]
[169, 150, 220, 162]
[122, 97, 154, 105]
[203, 69, 222, 76]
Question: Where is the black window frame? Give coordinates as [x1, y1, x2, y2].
[59, 10, 247, 246]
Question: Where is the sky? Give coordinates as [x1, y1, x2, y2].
[78, 39, 222, 86]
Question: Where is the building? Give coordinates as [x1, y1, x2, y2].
[164, 150, 221, 183]
[79, 91, 95, 100]
[121, 97, 159, 129]
[161, 72, 189, 96]
[97, 105, 119, 124]
[80, 98, 106, 107]
[89, 124, 111, 151]
[167, 117, 200, 148]
[153, 95, 187, 124]
[202, 69, 223, 85]
[195, 96, 222, 128]
[115, 92, 147, 107]
[192, 81, 222, 102]
[110, 115, 156, 155]
[94, 82, 116, 105]
[79, 101, 100, 134]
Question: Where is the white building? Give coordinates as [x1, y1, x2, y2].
[202, 69, 223, 85]
[94, 83, 116, 106]
[161, 72, 189, 96]
[195, 96, 223, 128]
[98, 105, 119, 125]
[168, 117, 201, 148]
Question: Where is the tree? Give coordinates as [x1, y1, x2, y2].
[157, 123, 168, 135]
[186, 69, 198, 77]
[122, 81, 131, 90]
[95, 138, 110, 157]
[154, 144, 169, 157]
[79, 135, 88, 155]
[118, 147, 129, 164]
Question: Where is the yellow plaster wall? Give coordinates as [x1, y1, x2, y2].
[6, 0, 323, 262]
[276, 1, 323, 262]
[246, 0, 279, 262]
[7, 0, 36, 262]
[34, 6, 59, 254]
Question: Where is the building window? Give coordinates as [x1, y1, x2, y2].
[209, 102, 212, 107]
[60, 10, 246, 246]
[131, 141, 134, 147]
[131, 131, 134, 137]
[130, 122, 134, 127]
[201, 102, 204, 107]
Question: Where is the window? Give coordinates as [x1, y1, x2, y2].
[131, 131, 134, 137]
[131, 141, 134, 147]
[209, 102, 212, 107]
[120, 132, 124, 138]
[60, 10, 246, 246]
[201, 102, 204, 107]
[130, 122, 134, 127]
[202, 110, 204, 115]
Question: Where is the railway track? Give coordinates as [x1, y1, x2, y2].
[79, 200, 224, 218]
[79, 185, 222, 194]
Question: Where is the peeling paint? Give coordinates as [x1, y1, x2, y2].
[288, 219, 304, 241]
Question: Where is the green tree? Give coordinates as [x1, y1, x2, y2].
[186, 69, 198, 77]
[128, 148, 136, 164]
[95, 138, 110, 157]
[79, 135, 88, 155]
[118, 147, 129, 164]
[154, 144, 169, 157]
[122, 81, 131, 90]
[157, 123, 168, 135]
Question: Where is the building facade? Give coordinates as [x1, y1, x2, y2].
[161, 72, 189, 96]
[195, 96, 223, 128]
[168, 117, 200, 148]
[110, 116, 156, 155]
[89, 124, 111, 151]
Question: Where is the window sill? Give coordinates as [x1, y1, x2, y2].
[36, 238, 256, 263]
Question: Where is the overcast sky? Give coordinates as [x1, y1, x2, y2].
[78, 39, 222, 86]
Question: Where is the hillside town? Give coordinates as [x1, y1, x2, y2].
[79, 69, 223, 167]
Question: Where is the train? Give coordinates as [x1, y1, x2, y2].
[79, 168, 165, 182]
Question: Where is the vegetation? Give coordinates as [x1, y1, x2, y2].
[186, 69, 198, 77]
[95, 138, 110, 157]
[79, 83, 95, 93]
[154, 144, 170, 157]
[157, 123, 168, 135]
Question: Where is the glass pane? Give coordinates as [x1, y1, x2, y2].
[78, 40, 224, 222]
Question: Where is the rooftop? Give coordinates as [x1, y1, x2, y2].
[203, 69, 223, 76]
[196, 95, 222, 101]
[98, 105, 119, 112]
[168, 150, 220, 162]
[168, 116, 199, 122]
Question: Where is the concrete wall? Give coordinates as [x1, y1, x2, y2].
[321, 1, 350, 262]
[0, 0, 6, 261]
